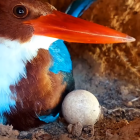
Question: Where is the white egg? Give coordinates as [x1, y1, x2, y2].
[62, 90, 101, 126]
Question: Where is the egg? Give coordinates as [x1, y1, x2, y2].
[62, 90, 101, 126]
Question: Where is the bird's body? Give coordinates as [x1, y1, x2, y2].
[0, 0, 135, 130]
[0, 35, 74, 130]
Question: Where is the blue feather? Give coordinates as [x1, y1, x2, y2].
[38, 113, 59, 123]
[66, 0, 95, 17]
[39, 0, 95, 123]
[49, 40, 72, 74]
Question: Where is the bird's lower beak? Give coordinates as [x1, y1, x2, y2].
[25, 10, 135, 44]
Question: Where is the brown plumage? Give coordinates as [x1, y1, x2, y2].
[7, 49, 68, 130]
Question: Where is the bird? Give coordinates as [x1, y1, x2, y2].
[0, 0, 135, 130]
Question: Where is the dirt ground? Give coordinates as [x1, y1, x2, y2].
[1, 0, 140, 139]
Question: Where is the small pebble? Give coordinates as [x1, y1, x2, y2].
[67, 124, 73, 134]
[72, 122, 83, 137]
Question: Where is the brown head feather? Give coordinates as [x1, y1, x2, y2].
[0, 0, 56, 42]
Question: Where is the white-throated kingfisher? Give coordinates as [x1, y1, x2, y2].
[0, 0, 135, 130]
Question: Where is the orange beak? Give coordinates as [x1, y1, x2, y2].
[25, 10, 135, 44]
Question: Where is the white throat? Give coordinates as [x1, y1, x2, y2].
[0, 35, 57, 117]
[0, 35, 57, 88]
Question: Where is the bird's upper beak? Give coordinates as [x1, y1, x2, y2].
[24, 10, 135, 44]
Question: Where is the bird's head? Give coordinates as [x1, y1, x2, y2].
[0, 0, 135, 44]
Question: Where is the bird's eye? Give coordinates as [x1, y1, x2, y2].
[13, 5, 28, 18]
